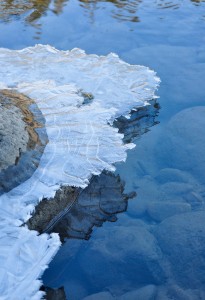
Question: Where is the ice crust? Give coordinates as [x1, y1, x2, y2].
[0, 45, 159, 299]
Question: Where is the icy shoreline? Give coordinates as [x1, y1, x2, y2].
[0, 45, 159, 299]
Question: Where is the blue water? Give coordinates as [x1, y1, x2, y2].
[1, 1, 205, 299]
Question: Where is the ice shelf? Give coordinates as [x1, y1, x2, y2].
[0, 45, 159, 299]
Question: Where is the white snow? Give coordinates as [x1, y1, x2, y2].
[0, 45, 159, 299]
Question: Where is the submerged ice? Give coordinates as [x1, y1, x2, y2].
[0, 45, 159, 299]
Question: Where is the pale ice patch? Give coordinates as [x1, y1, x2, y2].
[0, 45, 159, 299]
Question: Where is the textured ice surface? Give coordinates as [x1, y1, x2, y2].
[0, 45, 159, 299]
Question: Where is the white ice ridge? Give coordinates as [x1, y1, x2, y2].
[0, 45, 160, 299]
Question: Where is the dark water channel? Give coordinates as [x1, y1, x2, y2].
[0, 0, 205, 299]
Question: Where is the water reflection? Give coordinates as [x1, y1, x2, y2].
[79, 0, 141, 22]
[0, 0, 141, 25]
[156, 0, 180, 9]
[50, 171, 134, 241]
[41, 286, 66, 300]
[0, 0, 204, 30]
[114, 101, 160, 144]
[0, 0, 67, 24]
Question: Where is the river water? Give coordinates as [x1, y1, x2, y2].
[0, 0, 205, 299]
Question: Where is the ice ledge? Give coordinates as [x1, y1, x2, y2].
[0, 45, 160, 299]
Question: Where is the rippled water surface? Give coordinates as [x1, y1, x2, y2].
[1, 0, 205, 299]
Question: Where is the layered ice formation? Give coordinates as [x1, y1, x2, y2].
[0, 45, 159, 299]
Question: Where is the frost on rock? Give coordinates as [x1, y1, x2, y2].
[0, 45, 160, 299]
